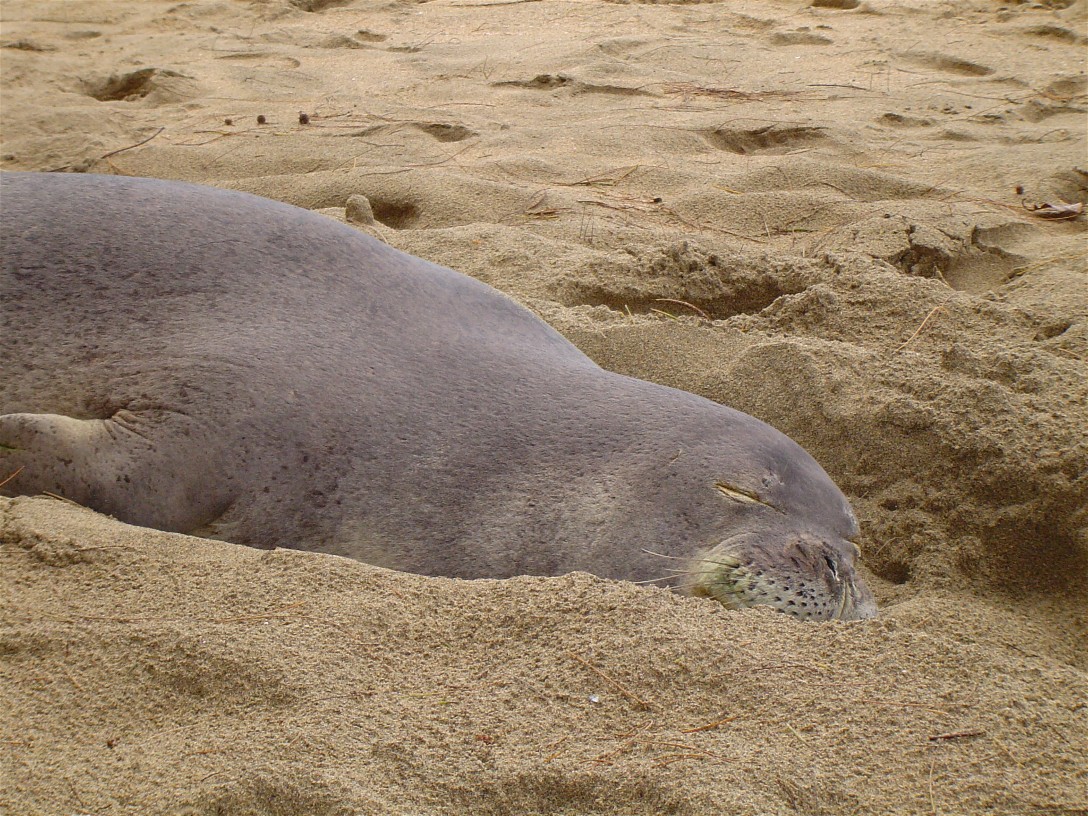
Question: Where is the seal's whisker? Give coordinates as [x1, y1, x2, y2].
[640, 548, 685, 561]
[662, 568, 702, 579]
[642, 548, 746, 572]
[631, 574, 679, 585]
[687, 555, 744, 569]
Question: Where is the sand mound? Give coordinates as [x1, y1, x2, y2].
[4, 497, 1086, 814]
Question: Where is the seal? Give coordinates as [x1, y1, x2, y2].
[0, 172, 876, 620]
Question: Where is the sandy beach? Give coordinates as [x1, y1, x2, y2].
[1, 0, 1086, 813]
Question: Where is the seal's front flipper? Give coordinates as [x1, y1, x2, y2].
[0, 410, 233, 533]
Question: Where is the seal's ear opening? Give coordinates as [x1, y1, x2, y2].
[823, 553, 840, 580]
[821, 538, 878, 621]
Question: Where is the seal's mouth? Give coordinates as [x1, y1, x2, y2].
[687, 533, 877, 621]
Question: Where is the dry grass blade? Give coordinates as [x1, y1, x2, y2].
[42, 491, 84, 507]
[681, 714, 741, 733]
[929, 729, 985, 741]
[894, 302, 948, 353]
[567, 650, 652, 711]
[648, 308, 680, 322]
[654, 753, 710, 767]
[99, 127, 165, 160]
[659, 83, 803, 102]
[653, 298, 711, 320]
[570, 166, 639, 187]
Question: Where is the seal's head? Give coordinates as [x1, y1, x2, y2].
[648, 432, 880, 622]
[689, 530, 876, 621]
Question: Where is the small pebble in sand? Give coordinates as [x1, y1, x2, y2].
[299, 112, 310, 125]
[257, 114, 267, 125]
[345, 194, 377, 226]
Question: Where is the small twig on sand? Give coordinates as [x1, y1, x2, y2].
[211, 602, 307, 623]
[452, 0, 540, 6]
[654, 298, 711, 320]
[98, 127, 166, 161]
[894, 302, 947, 353]
[681, 714, 740, 733]
[929, 729, 984, 742]
[568, 166, 639, 187]
[654, 753, 710, 767]
[649, 740, 731, 765]
[567, 650, 652, 710]
[542, 735, 569, 762]
[42, 491, 84, 507]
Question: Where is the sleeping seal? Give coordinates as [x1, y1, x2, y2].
[0, 172, 875, 620]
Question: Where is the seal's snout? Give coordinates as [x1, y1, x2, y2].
[688, 532, 877, 621]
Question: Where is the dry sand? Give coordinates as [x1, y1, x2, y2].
[1, 0, 1086, 814]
